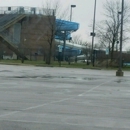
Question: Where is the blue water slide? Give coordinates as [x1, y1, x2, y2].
[56, 19, 79, 31]
[55, 19, 79, 40]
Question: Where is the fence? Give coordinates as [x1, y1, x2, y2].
[0, 6, 55, 15]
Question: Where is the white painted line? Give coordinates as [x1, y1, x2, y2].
[78, 79, 114, 97]
[0, 78, 114, 118]
[0, 111, 18, 118]
[0, 119, 87, 126]
[22, 104, 48, 111]
[22, 98, 70, 111]
[0, 98, 70, 118]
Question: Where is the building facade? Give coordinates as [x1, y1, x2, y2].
[0, 6, 55, 60]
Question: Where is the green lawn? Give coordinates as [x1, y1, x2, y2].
[0, 59, 93, 68]
[0, 59, 130, 70]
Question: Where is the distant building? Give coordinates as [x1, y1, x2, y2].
[0, 6, 55, 60]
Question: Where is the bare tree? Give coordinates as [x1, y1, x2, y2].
[96, 0, 130, 60]
[42, 0, 69, 64]
[71, 34, 89, 63]
[72, 34, 82, 45]
[71, 34, 91, 63]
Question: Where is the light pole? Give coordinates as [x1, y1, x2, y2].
[62, 4, 76, 61]
[70, 5, 76, 21]
[116, 11, 121, 51]
[116, 0, 124, 76]
[91, 0, 97, 67]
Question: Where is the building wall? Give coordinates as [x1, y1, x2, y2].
[20, 15, 56, 55]
[0, 14, 21, 45]
[0, 14, 56, 59]
[13, 23, 21, 44]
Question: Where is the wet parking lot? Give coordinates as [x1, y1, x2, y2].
[0, 64, 130, 130]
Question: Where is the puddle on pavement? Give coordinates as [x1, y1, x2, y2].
[0, 70, 12, 72]
[10, 75, 98, 81]
[11, 75, 76, 79]
[83, 77, 97, 80]
[115, 79, 129, 83]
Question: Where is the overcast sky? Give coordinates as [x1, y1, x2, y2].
[1, 0, 129, 49]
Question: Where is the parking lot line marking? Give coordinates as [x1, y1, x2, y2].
[0, 98, 70, 118]
[0, 119, 87, 126]
[78, 79, 114, 96]
[0, 78, 113, 118]
[0, 111, 18, 118]
[22, 98, 70, 111]
[0, 79, 114, 118]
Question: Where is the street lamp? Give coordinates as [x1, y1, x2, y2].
[116, 11, 121, 51]
[116, 0, 124, 76]
[70, 5, 76, 21]
[91, 0, 97, 67]
[62, 4, 76, 61]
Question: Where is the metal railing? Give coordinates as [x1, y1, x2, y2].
[0, 6, 54, 15]
[0, 6, 55, 59]
[0, 7, 27, 31]
[0, 6, 55, 31]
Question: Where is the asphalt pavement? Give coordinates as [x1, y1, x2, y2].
[0, 64, 130, 130]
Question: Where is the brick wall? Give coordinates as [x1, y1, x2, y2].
[20, 15, 56, 52]
[0, 14, 56, 58]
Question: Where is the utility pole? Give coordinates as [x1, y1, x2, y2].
[116, 0, 124, 76]
[91, 0, 97, 67]
[70, 5, 76, 22]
